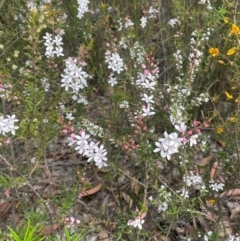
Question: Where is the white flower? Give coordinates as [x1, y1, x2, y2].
[127, 218, 145, 229]
[94, 144, 108, 167]
[175, 122, 187, 134]
[54, 46, 64, 57]
[66, 113, 74, 121]
[141, 75, 156, 90]
[189, 134, 198, 147]
[119, 101, 129, 109]
[0, 114, 19, 136]
[61, 57, 89, 93]
[53, 35, 63, 46]
[227, 235, 240, 241]
[68, 134, 76, 146]
[157, 202, 168, 212]
[154, 132, 182, 160]
[125, 18, 134, 28]
[198, 0, 207, 4]
[183, 175, 192, 187]
[183, 173, 203, 189]
[105, 52, 124, 74]
[76, 0, 90, 19]
[209, 180, 224, 192]
[43, 33, 64, 58]
[141, 94, 154, 104]
[181, 188, 189, 199]
[108, 74, 117, 86]
[140, 16, 147, 28]
[168, 18, 181, 27]
[84, 141, 97, 162]
[141, 105, 155, 116]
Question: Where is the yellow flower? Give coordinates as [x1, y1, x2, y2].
[217, 60, 225, 65]
[229, 116, 236, 122]
[235, 97, 239, 103]
[209, 47, 219, 57]
[223, 17, 229, 23]
[225, 91, 233, 99]
[208, 199, 216, 205]
[230, 24, 240, 34]
[227, 47, 238, 55]
[217, 126, 224, 134]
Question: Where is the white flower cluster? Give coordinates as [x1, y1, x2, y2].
[183, 173, 203, 190]
[168, 18, 181, 27]
[80, 119, 104, 138]
[149, 185, 171, 213]
[127, 217, 144, 230]
[72, 93, 88, 105]
[188, 29, 212, 80]
[0, 114, 19, 136]
[209, 180, 224, 192]
[130, 42, 146, 65]
[105, 51, 125, 74]
[140, 16, 147, 28]
[148, 6, 159, 18]
[154, 131, 182, 160]
[119, 37, 128, 49]
[140, 5, 158, 29]
[76, 0, 90, 19]
[43, 32, 64, 58]
[119, 100, 129, 109]
[68, 131, 107, 168]
[41, 77, 50, 92]
[136, 72, 157, 90]
[117, 17, 134, 31]
[169, 103, 187, 125]
[135, 71, 158, 117]
[157, 202, 168, 213]
[191, 93, 209, 106]
[173, 50, 183, 74]
[198, 0, 212, 10]
[227, 235, 240, 241]
[202, 231, 213, 241]
[61, 57, 89, 94]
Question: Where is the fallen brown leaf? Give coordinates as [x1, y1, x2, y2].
[230, 205, 240, 219]
[220, 188, 240, 198]
[210, 161, 220, 180]
[217, 220, 232, 237]
[0, 201, 12, 216]
[196, 154, 214, 167]
[121, 192, 133, 208]
[78, 183, 102, 198]
[42, 223, 59, 236]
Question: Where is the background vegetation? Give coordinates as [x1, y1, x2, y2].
[1, 0, 240, 240]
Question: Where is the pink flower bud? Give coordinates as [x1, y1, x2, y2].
[203, 122, 209, 128]
[187, 130, 192, 135]
[182, 137, 187, 143]
[193, 120, 200, 126]
[143, 69, 149, 75]
[62, 129, 67, 134]
[195, 128, 201, 134]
